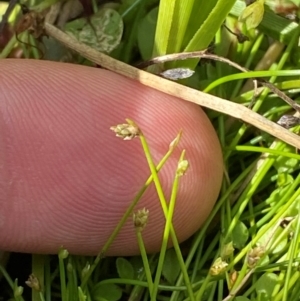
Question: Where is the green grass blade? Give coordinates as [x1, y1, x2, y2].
[165, 0, 195, 54]
[152, 0, 176, 56]
[204, 70, 300, 93]
[177, 0, 236, 69]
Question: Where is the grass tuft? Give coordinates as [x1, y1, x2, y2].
[1, 0, 300, 300]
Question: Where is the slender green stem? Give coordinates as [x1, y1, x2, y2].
[231, 33, 264, 98]
[135, 230, 154, 296]
[135, 122, 194, 301]
[0, 264, 15, 289]
[282, 201, 300, 301]
[204, 70, 300, 93]
[0, 35, 16, 58]
[99, 278, 204, 291]
[233, 145, 300, 160]
[38, 292, 46, 301]
[170, 162, 255, 300]
[152, 151, 186, 301]
[58, 249, 68, 301]
[32, 254, 45, 301]
[44, 256, 51, 301]
[80, 128, 181, 288]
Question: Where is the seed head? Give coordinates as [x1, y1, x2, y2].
[110, 122, 140, 140]
[133, 208, 149, 232]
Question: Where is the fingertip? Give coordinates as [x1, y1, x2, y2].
[0, 60, 223, 255]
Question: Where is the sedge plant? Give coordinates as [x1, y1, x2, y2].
[1, 0, 300, 301]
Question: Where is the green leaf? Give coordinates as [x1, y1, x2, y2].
[285, 197, 299, 217]
[92, 283, 122, 301]
[152, 0, 201, 56]
[255, 273, 278, 299]
[137, 7, 157, 60]
[116, 257, 135, 279]
[181, 0, 236, 69]
[232, 221, 249, 249]
[239, 0, 265, 29]
[151, 0, 236, 71]
[231, 1, 299, 45]
[165, 0, 196, 54]
[161, 249, 180, 284]
[266, 185, 291, 207]
[152, 0, 176, 56]
[274, 145, 298, 173]
[182, 0, 218, 47]
[65, 8, 123, 53]
[276, 173, 294, 187]
[257, 225, 287, 254]
[129, 256, 145, 277]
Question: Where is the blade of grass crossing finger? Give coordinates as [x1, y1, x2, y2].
[152, 151, 186, 301]
[132, 120, 195, 301]
[80, 131, 181, 288]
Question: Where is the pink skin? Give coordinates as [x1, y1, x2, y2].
[0, 60, 223, 256]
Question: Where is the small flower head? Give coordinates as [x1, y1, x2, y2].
[247, 246, 265, 267]
[25, 274, 41, 291]
[169, 130, 182, 151]
[209, 257, 228, 276]
[133, 208, 149, 232]
[110, 120, 140, 140]
[14, 286, 24, 298]
[59, 247, 69, 259]
[229, 270, 238, 288]
[81, 263, 91, 278]
[177, 159, 189, 176]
